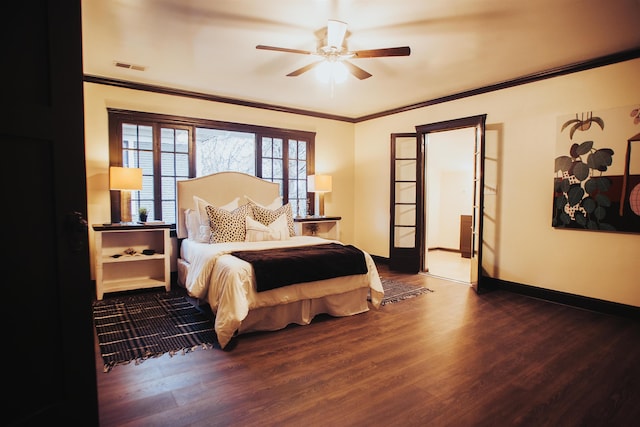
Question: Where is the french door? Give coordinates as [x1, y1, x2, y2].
[389, 133, 423, 273]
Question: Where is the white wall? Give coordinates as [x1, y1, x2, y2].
[354, 58, 640, 307]
[426, 128, 475, 250]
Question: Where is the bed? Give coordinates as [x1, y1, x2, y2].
[176, 172, 384, 349]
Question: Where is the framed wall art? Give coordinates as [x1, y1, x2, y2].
[553, 104, 640, 233]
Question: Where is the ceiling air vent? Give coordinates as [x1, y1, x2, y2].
[114, 61, 146, 71]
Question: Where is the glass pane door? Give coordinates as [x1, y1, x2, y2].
[389, 133, 422, 273]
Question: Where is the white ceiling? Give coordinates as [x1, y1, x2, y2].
[82, 0, 640, 120]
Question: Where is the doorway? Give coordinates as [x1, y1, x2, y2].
[389, 114, 487, 291]
[416, 114, 487, 292]
[424, 128, 475, 283]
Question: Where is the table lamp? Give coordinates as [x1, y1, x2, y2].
[308, 174, 332, 217]
[110, 166, 143, 223]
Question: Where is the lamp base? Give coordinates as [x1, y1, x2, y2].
[318, 193, 325, 217]
[120, 190, 132, 223]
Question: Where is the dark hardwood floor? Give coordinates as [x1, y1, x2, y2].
[95, 263, 640, 426]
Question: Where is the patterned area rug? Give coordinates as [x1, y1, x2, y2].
[92, 290, 216, 372]
[379, 279, 434, 305]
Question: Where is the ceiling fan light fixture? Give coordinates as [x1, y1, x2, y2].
[257, 19, 410, 81]
[315, 60, 348, 84]
[326, 19, 347, 50]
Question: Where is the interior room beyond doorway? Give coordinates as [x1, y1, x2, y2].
[425, 249, 471, 283]
[424, 127, 475, 284]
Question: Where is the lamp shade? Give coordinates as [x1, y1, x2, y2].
[110, 166, 142, 190]
[308, 174, 332, 193]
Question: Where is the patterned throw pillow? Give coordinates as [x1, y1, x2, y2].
[244, 195, 282, 210]
[205, 203, 254, 243]
[250, 202, 296, 237]
[193, 196, 240, 243]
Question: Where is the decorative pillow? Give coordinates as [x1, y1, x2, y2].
[250, 202, 296, 237]
[205, 203, 254, 243]
[244, 195, 282, 210]
[193, 196, 240, 243]
[245, 214, 290, 242]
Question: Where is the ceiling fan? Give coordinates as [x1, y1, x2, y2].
[256, 19, 410, 80]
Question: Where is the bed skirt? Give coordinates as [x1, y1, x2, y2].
[177, 257, 190, 290]
[177, 257, 369, 343]
[238, 287, 369, 334]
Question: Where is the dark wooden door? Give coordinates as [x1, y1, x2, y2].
[389, 133, 423, 273]
[2, 1, 99, 424]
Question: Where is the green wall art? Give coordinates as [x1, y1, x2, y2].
[553, 104, 640, 233]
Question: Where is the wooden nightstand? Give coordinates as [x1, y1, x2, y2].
[93, 223, 171, 300]
[294, 216, 341, 240]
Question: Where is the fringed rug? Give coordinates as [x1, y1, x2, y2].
[92, 290, 216, 372]
[378, 279, 434, 305]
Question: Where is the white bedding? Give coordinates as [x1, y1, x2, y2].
[180, 235, 384, 348]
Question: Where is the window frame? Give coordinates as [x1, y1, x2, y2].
[108, 109, 316, 223]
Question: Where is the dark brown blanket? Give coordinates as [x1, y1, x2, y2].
[230, 243, 368, 292]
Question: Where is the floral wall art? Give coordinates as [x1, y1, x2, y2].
[553, 104, 640, 233]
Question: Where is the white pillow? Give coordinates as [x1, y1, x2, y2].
[184, 208, 199, 241]
[245, 214, 290, 242]
[245, 195, 282, 210]
[193, 196, 240, 243]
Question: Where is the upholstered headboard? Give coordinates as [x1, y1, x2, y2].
[176, 172, 280, 239]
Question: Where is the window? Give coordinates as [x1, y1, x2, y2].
[108, 109, 315, 224]
[286, 138, 309, 217]
[195, 128, 255, 175]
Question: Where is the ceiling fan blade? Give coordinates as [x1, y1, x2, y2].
[256, 45, 313, 55]
[353, 46, 411, 58]
[286, 60, 324, 77]
[342, 61, 372, 80]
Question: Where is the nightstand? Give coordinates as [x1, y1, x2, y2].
[294, 216, 341, 240]
[93, 223, 171, 300]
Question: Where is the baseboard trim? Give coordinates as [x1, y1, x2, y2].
[483, 277, 640, 321]
[374, 255, 639, 320]
[427, 247, 460, 253]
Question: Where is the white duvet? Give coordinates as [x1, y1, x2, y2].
[180, 236, 384, 348]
